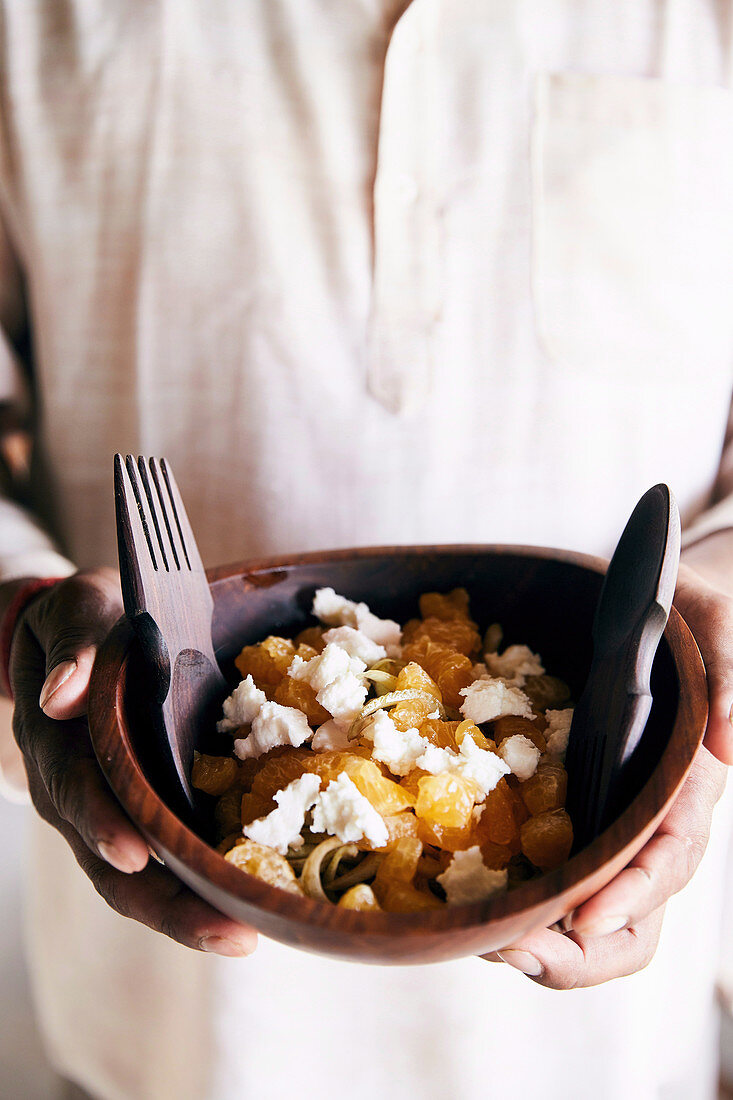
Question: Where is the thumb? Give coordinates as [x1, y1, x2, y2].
[25, 570, 123, 721]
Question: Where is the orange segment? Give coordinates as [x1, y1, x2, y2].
[414, 773, 478, 830]
[520, 809, 573, 870]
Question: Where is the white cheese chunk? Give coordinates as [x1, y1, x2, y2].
[545, 708, 574, 759]
[243, 773, 321, 855]
[362, 710, 430, 776]
[311, 719, 352, 752]
[316, 673, 368, 726]
[289, 642, 366, 692]
[436, 846, 508, 905]
[417, 735, 510, 797]
[484, 645, 545, 686]
[217, 674, 267, 733]
[311, 773, 389, 847]
[322, 626, 387, 666]
[497, 734, 541, 781]
[459, 678, 534, 723]
[312, 587, 402, 653]
[288, 641, 368, 726]
[234, 700, 313, 760]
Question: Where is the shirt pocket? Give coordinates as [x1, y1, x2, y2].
[532, 72, 733, 384]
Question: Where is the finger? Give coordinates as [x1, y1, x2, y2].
[494, 908, 664, 989]
[14, 626, 149, 873]
[570, 746, 725, 936]
[21, 570, 123, 720]
[21, 723, 150, 873]
[674, 568, 733, 765]
[38, 788, 257, 956]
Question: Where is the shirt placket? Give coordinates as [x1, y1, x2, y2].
[369, 0, 442, 415]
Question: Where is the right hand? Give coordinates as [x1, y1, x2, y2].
[9, 568, 257, 957]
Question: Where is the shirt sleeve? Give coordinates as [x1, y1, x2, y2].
[681, 389, 733, 548]
[0, 203, 75, 582]
[0, 196, 74, 799]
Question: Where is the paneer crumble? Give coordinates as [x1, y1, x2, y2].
[192, 588, 575, 912]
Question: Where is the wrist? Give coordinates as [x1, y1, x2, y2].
[0, 576, 69, 698]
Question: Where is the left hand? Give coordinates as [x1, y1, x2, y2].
[483, 563, 732, 988]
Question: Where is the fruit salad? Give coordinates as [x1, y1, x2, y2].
[192, 587, 575, 912]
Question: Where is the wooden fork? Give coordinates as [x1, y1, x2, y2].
[114, 454, 227, 809]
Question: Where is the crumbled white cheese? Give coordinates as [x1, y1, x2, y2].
[217, 675, 267, 733]
[234, 700, 313, 760]
[360, 709, 510, 794]
[317, 673, 368, 726]
[289, 642, 366, 692]
[312, 587, 402, 653]
[322, 626, 387, 666]
[459, 678, 534, 723]
[311, 719, 352, 752]
[288, 641, 368, 727]
[417, 735, 510, 797]
[243, 773, 321, 855]
[471, 662, 490, 681]
[311, 773, 389, 847]
[497, 734, 541, 781]
[484, 645, 545, 686]
[436, 846, 508, 905]
[362, 710, 430, 776]
[545, 708, 574, 758]
[452, 735, 512, 794]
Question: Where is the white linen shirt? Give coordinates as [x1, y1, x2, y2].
[1, 2, 733, 1098]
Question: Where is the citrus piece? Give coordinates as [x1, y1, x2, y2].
[273, 675, 330, 725]
[225, 838, 304, 894]
[492, 715, 547, 752]
[414, 773, 478, 830]
[419, 588, 473, 622]
[235, 636, 296, 691]
[191, 752, 239, 796]
[519, 760, 568, 816]
[358, 811, 420, 851]
[250, 746, 314, 801]
[522, 675, 571, 711]
[338, 884, 382, 911]
[520, 809, 573, 870]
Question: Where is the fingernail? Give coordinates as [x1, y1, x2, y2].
[97, 839, 140, 874]
[577, 914, 627, 938]
[497, 950, 543, 977]
[39, 659, 77, 710]
[199, 935, 250, 957]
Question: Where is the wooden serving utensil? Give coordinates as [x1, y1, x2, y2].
[114, 454, 228, 812]
[564, 483, 681, 851]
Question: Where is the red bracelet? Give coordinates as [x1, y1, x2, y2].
[0, 577, 67, 699]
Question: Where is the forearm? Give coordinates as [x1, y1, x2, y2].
[680, 527, 733, 597]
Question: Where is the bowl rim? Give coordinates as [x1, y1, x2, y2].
[89, 542, 707, 941]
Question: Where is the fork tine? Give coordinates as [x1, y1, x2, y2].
[147, 457, 181, 570]
[134, 456, 170, 571]
[115, 453, 160, 572]
[159, 458, 205, 572]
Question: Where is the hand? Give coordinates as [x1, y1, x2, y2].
[10, 569, 257, 958]
[484, 562, 732, 988]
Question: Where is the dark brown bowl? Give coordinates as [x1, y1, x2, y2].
[88, 545, 706, 965]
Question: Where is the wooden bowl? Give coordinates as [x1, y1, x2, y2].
[88, 545, 706, 965]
